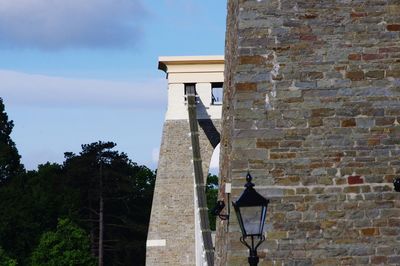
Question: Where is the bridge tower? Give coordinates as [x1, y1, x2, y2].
[146, 56, 224, 265]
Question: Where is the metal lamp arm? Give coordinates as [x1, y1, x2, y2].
[240, 235, 265, 252]
[240, 236, 252, 250]
[255, 235, 265, 250]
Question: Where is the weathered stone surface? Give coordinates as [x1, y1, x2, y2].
[146, 119, 220, 265]
[217, 0, 400, 265]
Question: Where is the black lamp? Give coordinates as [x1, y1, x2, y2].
[233, 172, 269, 266]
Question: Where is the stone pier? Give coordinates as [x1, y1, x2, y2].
[146, 56, 223, 265]
[217, 0, 400, 265]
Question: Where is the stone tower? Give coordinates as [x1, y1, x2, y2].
[146, 56, 224, 265]
[216, 0, 400, 265]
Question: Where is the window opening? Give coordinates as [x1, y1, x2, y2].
[211, 83, 223, 105]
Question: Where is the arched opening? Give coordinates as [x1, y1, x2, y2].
[206, 143, 220, 233]
[209, 143, 220, 175]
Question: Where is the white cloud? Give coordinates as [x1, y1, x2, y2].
[0, 69, 167, 109]
[0, 0, 146, 49]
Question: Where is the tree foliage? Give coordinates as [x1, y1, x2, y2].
[0, 142, 155, 265]
[0, 99, 156, 265]
[62, 141, 156, 265]
[30, 218, 96, 266]
[0, 246, 17, 266]
[0, 97, 23, 184]
[0, 163, 65, 263]
[206, 173, 219, 231]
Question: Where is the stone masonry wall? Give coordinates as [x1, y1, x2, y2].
[214, 0, 240, 265]
[218, 0, 400, 265]
[146, 119, 220, 265]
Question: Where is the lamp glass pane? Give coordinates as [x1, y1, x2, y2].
[239, 206, 264, 236]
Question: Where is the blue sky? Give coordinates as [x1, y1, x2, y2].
[0, 0, 226, 170]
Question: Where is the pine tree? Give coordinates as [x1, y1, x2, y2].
[63, 141, 156, 265]
[0, 98, 23, 183]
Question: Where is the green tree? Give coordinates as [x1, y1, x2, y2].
[0, 98, 23, 184]
[206, 173, 218, 231]
[0, 163, 64, 265]
[0, 139, 156, 266]
[30, 218, 95, 266]
[63, 141, 156, 266]
[0, 246, 17, 266]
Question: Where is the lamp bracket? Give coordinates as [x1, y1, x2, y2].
[212, 200, 229, 220]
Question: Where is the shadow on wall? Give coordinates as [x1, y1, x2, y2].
[197, 98, 221, 149]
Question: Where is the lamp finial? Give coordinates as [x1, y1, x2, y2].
[245, 172, 255, 188]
